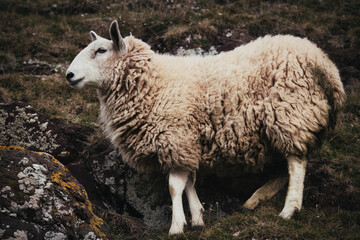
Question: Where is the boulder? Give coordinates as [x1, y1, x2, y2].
[0, 145, 111, 239]
[0, 102, 93, 164]
[0, 101, 105, 208]
[87, 148, 171, 229]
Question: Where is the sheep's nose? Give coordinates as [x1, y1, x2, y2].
[66, 72, 74, 81]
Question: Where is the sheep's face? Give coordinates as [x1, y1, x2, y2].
[66, 20, 126, 89]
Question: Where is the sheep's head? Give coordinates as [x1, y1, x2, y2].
[66, 20, 126, 89]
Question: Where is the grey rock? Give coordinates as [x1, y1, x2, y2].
[87, 148, 171, 229]
[0, 146, 111, 239]
[0, 102, 93, 164]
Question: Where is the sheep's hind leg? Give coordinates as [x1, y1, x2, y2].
[279, 155, 307, 220]
[242, 175, 288, 210]
[185, 176, 204, 228]
[168, 169, 189, 235]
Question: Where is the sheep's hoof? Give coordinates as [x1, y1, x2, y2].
[278, 207, 299, 220]
[242, 198, 260, 210]
[168, 222, 187, 235]
[239, 206, 253, 213]
[169, 227, 184, 235]
[191, 216, 204, 229]
[279, 211, 293, 220]
[191, 225, 204, 231]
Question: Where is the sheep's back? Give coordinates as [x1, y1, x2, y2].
[196, 35, 344, 171]
[105, 35, 344, 174]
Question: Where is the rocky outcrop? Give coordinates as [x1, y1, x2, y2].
[88, 149, 171, 228]
[0, 102, 105, 207]
[0, 145, 111, 239]
[0, 102, 93, 164]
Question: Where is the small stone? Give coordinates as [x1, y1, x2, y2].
[1, 186, 11, 192]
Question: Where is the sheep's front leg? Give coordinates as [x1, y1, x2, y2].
[168, 169, 189, 235]
[279, 155, 307, 220]
[185, 176, 204, 228]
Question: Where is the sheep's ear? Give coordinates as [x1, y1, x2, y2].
[90, 31, 98, 42]
[110, 20, 126, 52]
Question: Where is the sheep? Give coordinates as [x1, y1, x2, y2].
[66, 20, 345, 235]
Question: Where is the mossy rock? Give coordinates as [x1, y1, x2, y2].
[0, 146, 112, 239]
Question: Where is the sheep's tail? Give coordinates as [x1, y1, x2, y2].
[315, 51, 346, 128]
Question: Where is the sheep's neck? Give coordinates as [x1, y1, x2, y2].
[96, 59, 158, 143]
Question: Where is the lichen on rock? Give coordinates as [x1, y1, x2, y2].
[0, 146, 111, 239]
[0, 102, 94, 164]
[87, 148, 171, 229]
[0, 104, 59, 153]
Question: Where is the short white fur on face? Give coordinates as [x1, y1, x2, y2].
[66, 37, 113, 89]
[66, 21, 126, 89]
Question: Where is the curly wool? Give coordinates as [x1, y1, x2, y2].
[97, 35, 345, 174]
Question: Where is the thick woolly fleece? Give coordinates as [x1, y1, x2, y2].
[97, 35, 345, 174]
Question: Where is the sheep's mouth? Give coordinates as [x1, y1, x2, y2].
[68, 77, 84, 86]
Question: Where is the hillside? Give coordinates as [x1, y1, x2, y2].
[0, 0, 359, 239]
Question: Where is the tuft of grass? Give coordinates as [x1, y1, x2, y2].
[164, 25, 190, 42]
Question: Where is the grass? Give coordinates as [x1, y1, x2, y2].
[134, 199, 360, 239]
[1, 0, 359, 64]
[1, 0, 360, 239]
[0, 73, 99, 125]
[200, 206, 360, 239]
[319, 83, 360, 184]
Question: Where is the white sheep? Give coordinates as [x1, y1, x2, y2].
[66, 20, 345, 235]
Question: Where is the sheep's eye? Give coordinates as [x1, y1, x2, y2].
[95, 48, 107, 54]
